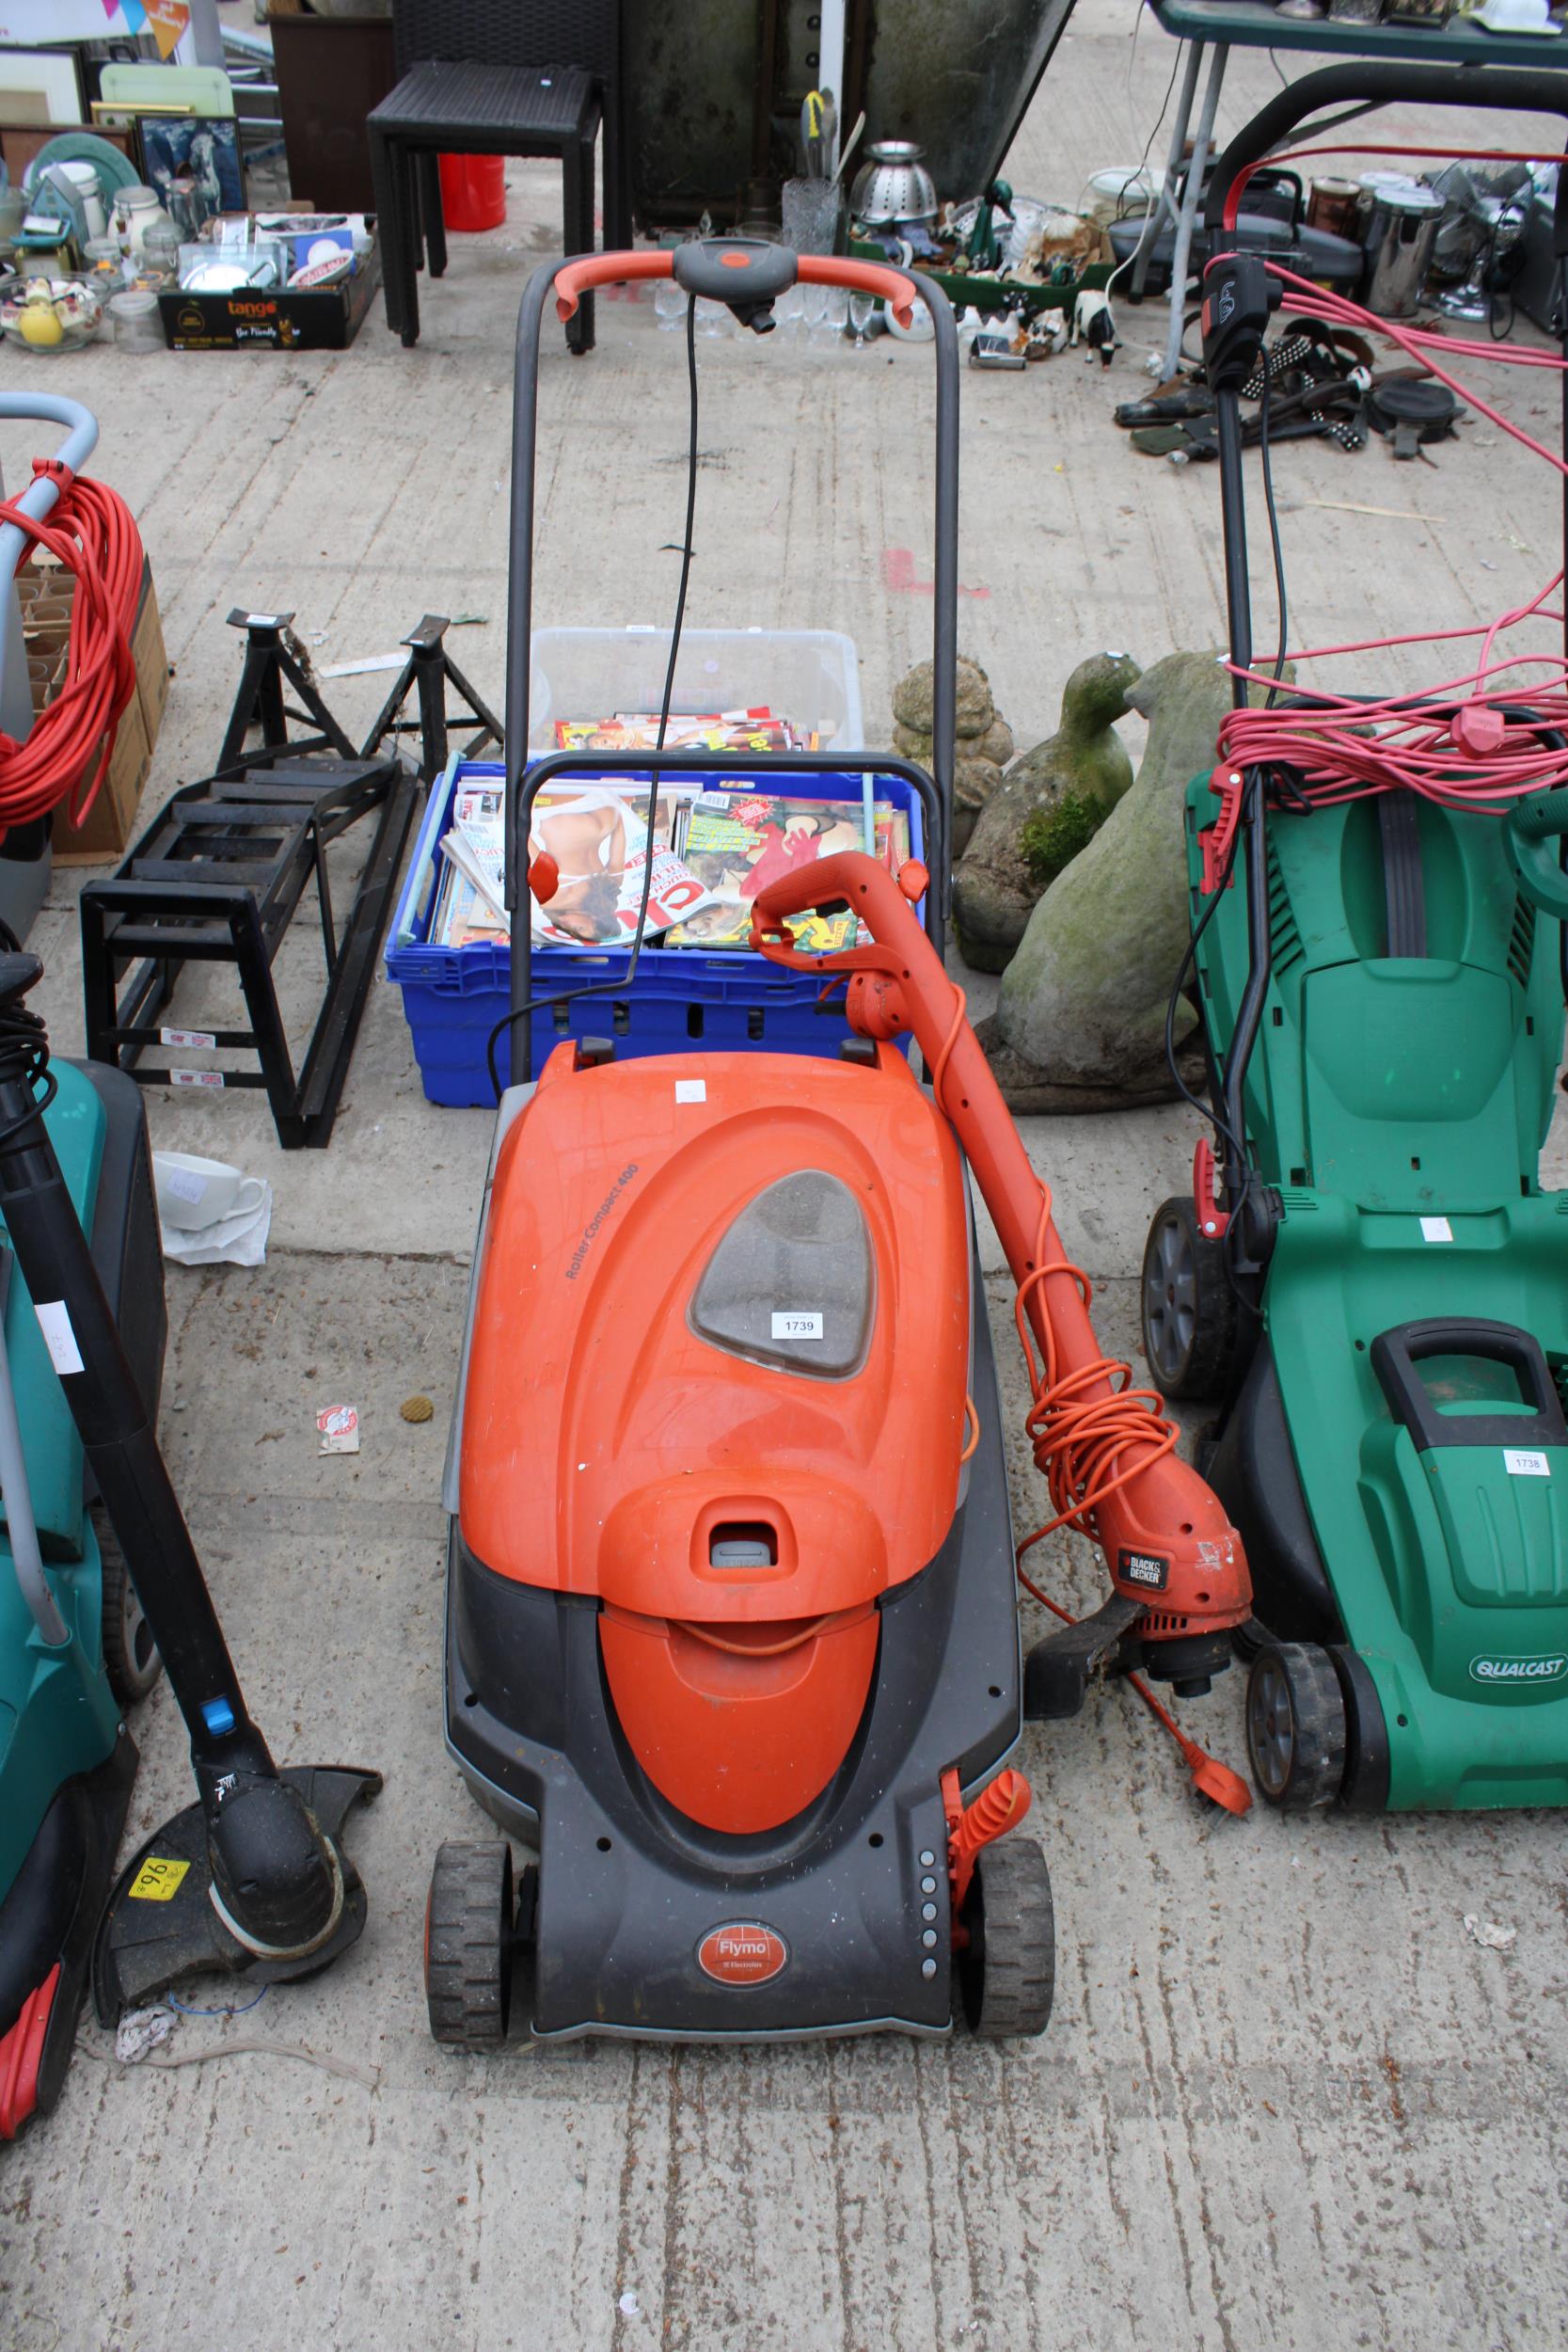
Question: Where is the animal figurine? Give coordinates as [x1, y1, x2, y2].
[964, 179, 1015, 277]
[1070, 287, 1118, 367]
[1025, 307, 1068, 358]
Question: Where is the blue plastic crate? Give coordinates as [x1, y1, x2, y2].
[387, 759, 927, 1104]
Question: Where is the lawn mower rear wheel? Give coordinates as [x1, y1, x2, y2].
[1246, 1642, 1347, 1809]
[958, 1837, 1055, 2039]
[1141, 1196, 1238, 1400]
[95, 1502, 163, 1708]
[426, 1840, 515, 2045]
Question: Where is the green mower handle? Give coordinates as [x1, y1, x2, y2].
[1509, 789, 1568, 841]
[1506, 792, 1568, 922]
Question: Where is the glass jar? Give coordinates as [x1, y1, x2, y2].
[108, 288, 163, 353]
[141, 220, 181, 282]
[112, 183, 175, 262]
[83, 234, 125, 289]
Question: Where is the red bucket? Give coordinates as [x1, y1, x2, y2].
[437, 154, 507, 232]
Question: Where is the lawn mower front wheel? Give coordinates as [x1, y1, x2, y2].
[425, 1839, 515, 2045]
[1246, 1642, 1347, 1809]
[957, 1837, 1055, 2039]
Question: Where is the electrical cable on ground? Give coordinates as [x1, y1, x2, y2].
[0, 914, 57, 1144]
[1201, 219, 1568, 807]
[0, 464, 143, 840]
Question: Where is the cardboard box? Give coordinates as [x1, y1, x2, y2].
[131, 562, 169, 747]
[26, 645, 66, 717]
[52, 690, 152, 866]
[31, 558, 169, 865]
[157, 244, 381, 351]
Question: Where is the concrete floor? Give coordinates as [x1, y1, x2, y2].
[7, 9, 1568, 2348]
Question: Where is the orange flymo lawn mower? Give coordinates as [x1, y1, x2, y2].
[425, 239, 1251, 2049]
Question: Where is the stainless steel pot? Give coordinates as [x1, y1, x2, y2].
[849, 140, 938, 228]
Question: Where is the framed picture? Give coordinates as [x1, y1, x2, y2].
[139, 114, 245, 223]
[0, 48, 85, 127]
[1, 122, 135, 183]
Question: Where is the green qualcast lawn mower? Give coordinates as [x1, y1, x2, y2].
[1141, 62, 1568, 1815]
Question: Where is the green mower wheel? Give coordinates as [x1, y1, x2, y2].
[958, 1837, 1055, 2039]
[1141, 1196, 1238, 1399]
[425, 1840, 515, 2045]
[1246, 1643, 1346, 1809]
[95, 1502, 163, 1707]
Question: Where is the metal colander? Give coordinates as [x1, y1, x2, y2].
[849, 141, 938, 228]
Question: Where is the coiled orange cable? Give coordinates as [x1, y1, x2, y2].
[928, 978, 1247, 1811]
[929, 979, 1179, 1556]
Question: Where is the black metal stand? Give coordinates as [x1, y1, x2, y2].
[218, 608, 503, 785]
[0, 950, 379, 2020]
[359, 613, 504, 778]
[215, 609, 359, 775]
[79, 755, 418, 1150]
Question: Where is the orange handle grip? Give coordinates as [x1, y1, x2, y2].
[554, 250, 672, 320]
[795, 256, 918, 327]
[751, 847, 914, 954]
[553, 249, 921, 328]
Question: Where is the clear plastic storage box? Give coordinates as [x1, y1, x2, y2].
[525, 627, 865, 750]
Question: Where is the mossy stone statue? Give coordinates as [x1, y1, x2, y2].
[980, 648, 1285, 1111]
[953, 651, 1141, 974]
[888, 654, 1014, 859]
[892, 655, 995, 739]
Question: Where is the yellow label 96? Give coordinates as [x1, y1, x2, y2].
[128, 1856, 190, 1902]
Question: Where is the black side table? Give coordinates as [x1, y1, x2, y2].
[368, 61, 599, 353]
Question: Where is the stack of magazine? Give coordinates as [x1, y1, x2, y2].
[426, 713, 912, 954]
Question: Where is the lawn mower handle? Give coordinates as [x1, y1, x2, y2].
[1507, 788, 1568, 920]
[1511, 788, 1568, 840]
[553, 246, 920, 328]
[0, 392, 98, 725]
[1203, 63, 1568, 239]
[752, 852, 1251, 1644]
[507, 245, 963, 953]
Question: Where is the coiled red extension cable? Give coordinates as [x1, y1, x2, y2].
[1213, 189, 1568, 805]
[0, 461, 143, 842]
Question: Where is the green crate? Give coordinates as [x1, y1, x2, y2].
[849, 235, 1113, 320]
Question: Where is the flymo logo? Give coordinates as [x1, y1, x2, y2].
[1469, 1653, 1567, 1686]
[696, 1921, 788, 1986]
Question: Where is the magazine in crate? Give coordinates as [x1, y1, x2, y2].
[429, 764, 911, 955]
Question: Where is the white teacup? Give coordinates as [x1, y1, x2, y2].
[153, 1151, 266, 1232]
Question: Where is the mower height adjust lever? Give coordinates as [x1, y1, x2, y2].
[1198, 765, 1245, 895]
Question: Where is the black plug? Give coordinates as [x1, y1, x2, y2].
[1202, 253, 1278, 394]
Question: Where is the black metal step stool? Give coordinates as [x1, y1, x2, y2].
[80, 754, 418, 1150]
